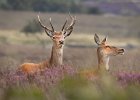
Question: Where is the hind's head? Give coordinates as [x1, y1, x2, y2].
[94, 34, 125, 70]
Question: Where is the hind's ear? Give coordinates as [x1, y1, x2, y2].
[94, 33, 100, 45]
[101, 36, 107, 45]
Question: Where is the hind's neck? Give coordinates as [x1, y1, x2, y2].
[97, 51, 110, 71]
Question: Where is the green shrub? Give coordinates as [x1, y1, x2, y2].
[21, 19, 42, 35]
[3, 86, 46, 100]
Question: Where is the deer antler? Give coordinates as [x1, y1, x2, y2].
[64, 14, 76, 37]
[49, 18, 54, 32]
[61, 18, 68, 31]
[67, 14, 76, 30]
[37, 14, 54, 37]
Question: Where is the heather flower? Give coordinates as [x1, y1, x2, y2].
[0, 65, 76, 89]
[114, 71, 140, 87]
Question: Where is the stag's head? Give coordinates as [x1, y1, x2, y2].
[38, 14, 76, 48]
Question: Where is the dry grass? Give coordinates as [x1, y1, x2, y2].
[0, 30, 140, 72]
[0, 11, 139, 72]
[0, 10, 140, 38]
[0, 30, 139, 47]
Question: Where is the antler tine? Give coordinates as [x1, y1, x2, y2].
[49, 18, 54, 32]
[69, 14, 76, 26]
[63, 13, 76, 37]
[37, 15, 45, 29]
[37, 15, 52, 32]
[66, 14, 76, 30]
[62, 18, 68, 31]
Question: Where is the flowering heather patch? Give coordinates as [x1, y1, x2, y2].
[1, 66, 140, 90]
[34, 65, 76, 89]
[1, 67, 140, 100]
[0, 65, 76, 89]
[114, 71, 140, 87]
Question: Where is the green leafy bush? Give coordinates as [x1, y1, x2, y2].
[21, 19, 42, 35]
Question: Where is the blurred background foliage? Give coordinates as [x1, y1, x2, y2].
[21, 19, 42, 34]
[0, 0, 101, 14]
[0, 0, 140, 15]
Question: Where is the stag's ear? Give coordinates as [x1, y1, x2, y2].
[101, 36, 107, 45]
[94, 33, 100, 45]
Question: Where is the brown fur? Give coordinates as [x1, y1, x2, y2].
[19, 61, 48, 74]
[18, 44, 63, 74]
[79, 68, 99, 79]
[18, 14, 76, 74]
[80, 34, 124, 79]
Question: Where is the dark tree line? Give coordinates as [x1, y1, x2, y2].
[0, 0, 101, 14]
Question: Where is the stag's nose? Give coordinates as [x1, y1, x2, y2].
[59, 41, 64, 44]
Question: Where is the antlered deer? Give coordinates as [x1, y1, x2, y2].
[19, 14, 76, 74]
[80, 34, 125, 78]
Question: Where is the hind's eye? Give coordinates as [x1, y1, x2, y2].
[52, 37, 55, 39]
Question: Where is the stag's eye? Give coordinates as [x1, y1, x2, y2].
[105, 46, 112, 50]
[63, 31, 66, 34]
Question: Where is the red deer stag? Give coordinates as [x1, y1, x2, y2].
[18, 14, 76, 74]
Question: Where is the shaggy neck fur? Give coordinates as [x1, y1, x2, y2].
[49, 45, 63, 67]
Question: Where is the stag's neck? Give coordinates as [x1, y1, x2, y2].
[49, 45, 63, 67]
[97, 53, 110, 71]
